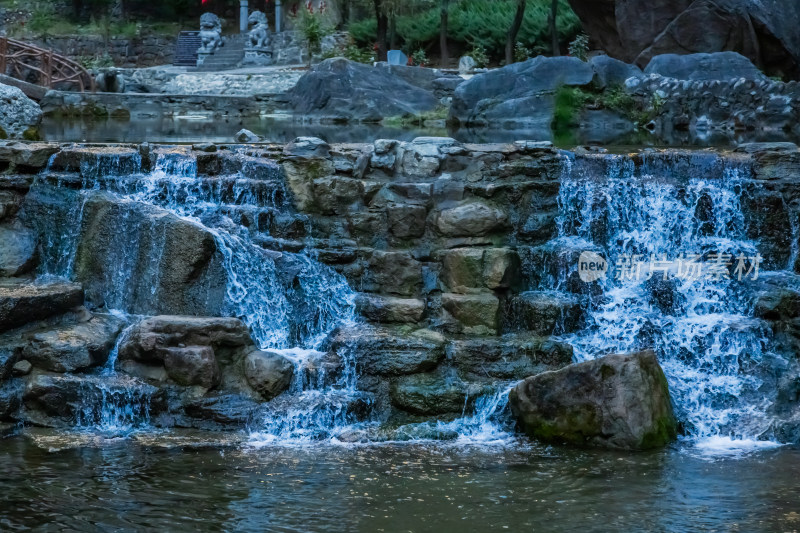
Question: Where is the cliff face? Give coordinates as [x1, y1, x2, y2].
[567, 0, 800, 79]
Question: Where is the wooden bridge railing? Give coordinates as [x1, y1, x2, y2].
[0, 37, 95, 92]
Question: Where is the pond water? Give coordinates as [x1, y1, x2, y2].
[2, 431, 799, 532]
[39, 115, 800, 147]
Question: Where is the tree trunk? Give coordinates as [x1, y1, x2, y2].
[505, 0, 526, 65]
[390, 15, 397, 50]
[440, 0, 449, 68]
[549, 0, 559, 56]
[374, 0, 389, 61]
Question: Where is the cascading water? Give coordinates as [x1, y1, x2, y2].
[544, 152, 786, 446]
[32, 150, 363, 440]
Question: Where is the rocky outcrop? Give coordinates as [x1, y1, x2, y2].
[450, 56, 594, 127]
[644, 52, 767, 81]
[509, 350, 678, 450]
[0, 83, 42, 139]
[567, 0, 800, 78]
[287, 58, 452, 122]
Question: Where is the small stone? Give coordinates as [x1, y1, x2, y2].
[11, 360, 31, 376]
[458, 56, 476, 75]
[234, 129, 261, 143]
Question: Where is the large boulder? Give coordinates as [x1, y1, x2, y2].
[20, 189, 226, 316]
[567, 0, 800, 78]
[287, 58, 441, 122]
[509, 350, 677, 450]
[644, 52, 767, 81]
[450, 56, 594, 127]
[0, 83, 42, 139]
[589, 55, 643, 88]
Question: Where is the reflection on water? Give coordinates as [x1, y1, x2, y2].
[2, 432, 800, 532]
[40, 116, 800, 147]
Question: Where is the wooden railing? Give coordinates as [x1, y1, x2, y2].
[0, 37, 95, 92]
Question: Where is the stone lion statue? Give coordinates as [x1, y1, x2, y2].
[198, 12, 223, 54]
[247, 11, 270, 48]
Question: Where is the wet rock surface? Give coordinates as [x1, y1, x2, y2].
[509, 350, 678, 450]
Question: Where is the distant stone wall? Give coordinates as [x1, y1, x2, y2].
[33, 35, 178, 68]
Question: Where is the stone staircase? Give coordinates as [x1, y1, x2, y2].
[193, 34, 247, 72]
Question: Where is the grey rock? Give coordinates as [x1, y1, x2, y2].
[589, 55, 643, 88]
[284, 136, 331, 158]
[24, 314, 125, 373]
[567, 0, 800, 78]
[644, 52, 767, 81]
[448, 336, 573, 380]
[11, 359, 31, 376]
[0, 83, 42, 138]
[0, 224, 37, 276]
[119, 315, 253, 364]
[163, 346, 221, 389]
[435, 201, 508, 237]
[450, 56, 594, 126]
[390, 371, 494, 415]
[287, 58, 440, 121]
[234, 128, 260, 143]
[458, 56, 476, 75]
[0, 280, 84, 334]
[243, 350, 294, 400]
[355, 293, 426, 324]
[509, 350, 677, 450]
[326, 326, 445, 376]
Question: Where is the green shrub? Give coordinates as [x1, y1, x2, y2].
[467, 43, 489, 68]
[514, 41, 531, 63]
[411, 48, 429, 67]
[349, 0, 580, 63]
[568, 33, 589, 61]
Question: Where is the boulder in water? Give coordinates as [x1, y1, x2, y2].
[243, 350, 294, 400]
[0, 83, 42, 139]
[589, 55, 643, 88]
[509, 350, 677, 450]
[234, 129, 260, 143]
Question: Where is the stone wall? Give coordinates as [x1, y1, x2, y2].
[33, 35, 178, 68]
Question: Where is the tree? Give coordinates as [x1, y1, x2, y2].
[439, 0, 449, 67]
[505, 0, 525, 65]
[373, 0, 389, 61]
[548, 0, 559, 55]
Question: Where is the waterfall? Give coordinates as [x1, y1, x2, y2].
[33, 150, 361, 440]
[545, 153, 784, 443]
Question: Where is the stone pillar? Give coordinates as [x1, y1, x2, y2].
[275, 0, 282, 32]
[240, 0, 249, 33]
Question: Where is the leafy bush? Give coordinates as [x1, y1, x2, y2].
[322, 37, 376, 63]
[467, 43, 488, 68]
[411, 48, 429, 67]
[349, 0, 581, 63]
[568, 33, 589, 61]
[514, 41, 531, 63]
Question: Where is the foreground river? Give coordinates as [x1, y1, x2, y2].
[1, 432, 799, 532]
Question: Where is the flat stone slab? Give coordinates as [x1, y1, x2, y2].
[0, 280, 84, 333]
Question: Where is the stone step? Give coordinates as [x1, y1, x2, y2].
[0, 280, 84, 334]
